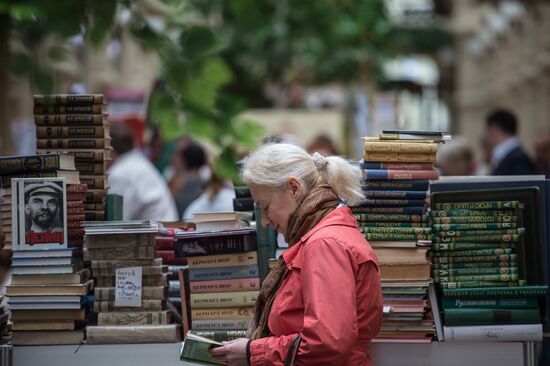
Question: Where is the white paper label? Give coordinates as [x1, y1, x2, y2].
[115, 266, 142, 307]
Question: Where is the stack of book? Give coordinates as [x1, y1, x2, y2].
[430, 198, 546, 340]
[33, 94, 111, 222]
[351, 131, 447, 343]
[174, 227, 259, 340]
[7, 177, 90, 345]
[155, 228, 186, 313]
[83, 221, 180, 344]
[0, 154, 80, 250]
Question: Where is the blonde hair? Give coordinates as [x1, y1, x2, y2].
[241, 143, 364, 206]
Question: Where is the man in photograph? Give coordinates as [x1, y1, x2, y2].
[24, 181, 64, 244]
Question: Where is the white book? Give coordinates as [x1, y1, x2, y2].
[12, 248, 76, 258]
[12, 257, 75, 266]
[11, 264, 78, 275]
[443, 323, 543, 342]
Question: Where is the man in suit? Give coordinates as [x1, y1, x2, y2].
[485, 109, 540, 175]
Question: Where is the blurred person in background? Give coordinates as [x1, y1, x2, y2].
[484, 109, 539, 175]
[107, 122, 178, 221]
[306, 134, 340, 157]
[182, 170, 236, 222]
[173, 140, 210, 218]
[436, 139, 477, 176]
[534, 129, 550, 178]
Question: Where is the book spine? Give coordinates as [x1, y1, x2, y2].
[363, 152, 436, 163]
[360, 161, 433, 170]
[74, 162, 106, 175]
[80, 175, 108, 189]
[431, 248, 514, 257]
[358, 226, 431, 235]
[432, 254, 517, 264]
[36, 139, 109, 149]
[189, 265, 259, 282]
[97, 311, 169, 326]
[432, 216, 519, 224]
[34, 104, 104, 114]
[432, 222, 519, 231]
[432, 242, 515, 251]
[443, 286, 548, 297]
[357, 222, 424, 228]
[189, 291, 259, 308]
[435, 273, 520, 283]
[362, 179, 430, 191]
[83, 246, 155, 260]
[442, 297, 538, 309]
[431, 209, 517, 218]
[191, 319, 251, 330]
[443, 324, 543, 342]
[94, 275, 166, 287]
[84, 234, 155, 248]
[440, 280, 526, 289]
[35, 114, 106, 125]
[93, 300, 164, 312]
[36, 126, 106, 138]
[67, 192, 87, 201]
[433, 235, 520, 243]
[34, 94, 104, 104]
[174, 234, 257, 257]
[83, 203, 105, 211]
[432, 260, 517, 270]
[351, 206, 425, 215]
[364, 190, 428, 200]
[0, 155, 62, 174]
[155, 237, 175, 251]
[364, 169, 439, 180]
[363, 232, 430, 241]
[84, 210, 105, 221]
[191, 306, 254, 320]
[433, 201, 522, 210]
[94, 286, 166, 301]
[189, 278, 261, 294]
[435, 228, 523, 238]
[364, 141, 437, 153]
[187, 251, 258, 269]
[36, 149, 108, 161]
[352, 213, 427, 222]
[67, 214, 86, 222]
[357, 199, 427, 207]
[444, 308, 540, 326]
[434, 267, 518, 277]
[85, 190, 106, 202]
[86, 324, 178, 344]
[157, 250, 187, 265]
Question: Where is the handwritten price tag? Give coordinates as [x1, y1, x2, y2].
[115, 266, 142, 307]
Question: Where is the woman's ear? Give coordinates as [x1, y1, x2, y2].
[287, 178, 301, 198]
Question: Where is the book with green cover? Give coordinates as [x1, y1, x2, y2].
[432, 234, 521, 243]
[444, 308, 540, 326]
[442, 297, 539, 309]
[432, 242, 516, 251]
[432, 216, 519, 224]
[442, 285, 548, 298]
[440, 280, 526, 289]
[180, 333, 222, 365]
[431, 248, 514, 258]
[435, 273, 519, 283]
[433, 260, 517, 270]
[434, 228, 524, 238]
[432, 201, 523, 210]
[434, 267, 518, 277]
[432, 222, 519, 231]
[431, 209, 517, 218]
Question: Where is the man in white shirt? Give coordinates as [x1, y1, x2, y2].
[485, 110, 539, 176]
[108, 123, 178, 221]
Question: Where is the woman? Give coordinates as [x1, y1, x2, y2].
[211, 143, 383, 365]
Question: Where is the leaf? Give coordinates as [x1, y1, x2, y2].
[149, 91, 185, 141]
[47, 45, 67, 62]
[179, 25, 221, 60]
[87, 0, 118, 46]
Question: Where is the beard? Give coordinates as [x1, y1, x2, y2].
[31, 209, 56, 230]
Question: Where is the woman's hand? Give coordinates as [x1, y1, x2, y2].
[210, 338, 250, 366]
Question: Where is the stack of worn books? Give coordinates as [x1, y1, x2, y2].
[352, 130, 448, 343]
[83, 221, 180, 344]
[7, 177, 90, 345]
[34, 94, 111, 221]
[174, 226, 259, 340]
[0, 154, 81, 250]
[430, 193, 547, 341]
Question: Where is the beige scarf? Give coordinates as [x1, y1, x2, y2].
[249, 185, 339, 339]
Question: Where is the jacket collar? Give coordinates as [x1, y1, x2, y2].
[282, 206, 357, 270]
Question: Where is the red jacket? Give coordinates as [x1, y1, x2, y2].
[250, 207, 383, 366]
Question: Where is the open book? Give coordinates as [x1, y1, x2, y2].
[180, 332, 223, 365]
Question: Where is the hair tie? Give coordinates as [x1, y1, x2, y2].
[312, 152, 328, 170]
